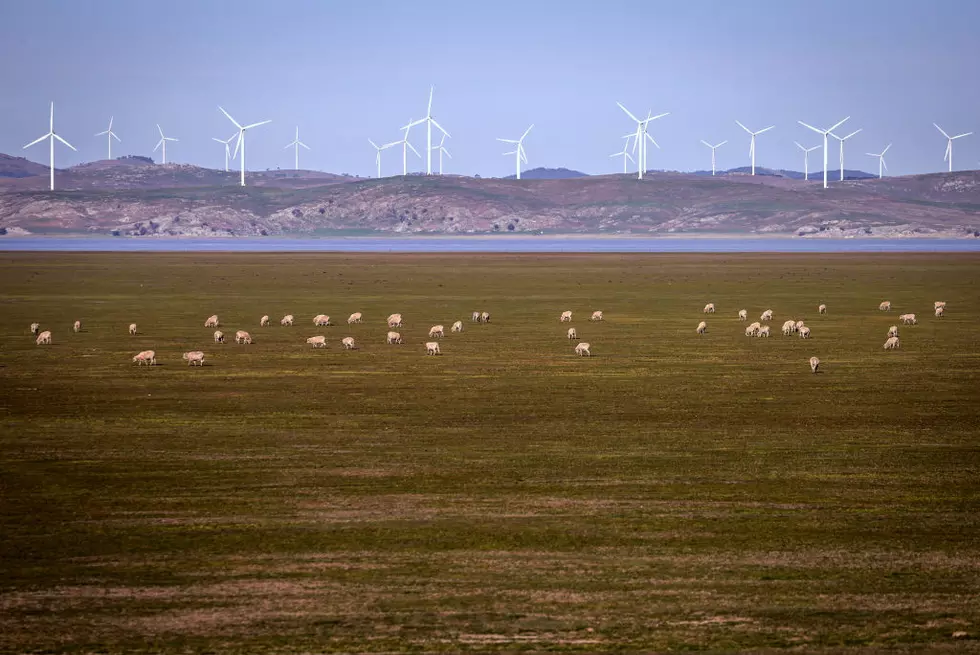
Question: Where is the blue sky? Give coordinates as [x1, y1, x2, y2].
[1, 0, 978, 177]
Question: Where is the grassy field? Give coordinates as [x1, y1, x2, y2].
[1, 252, 979, 653]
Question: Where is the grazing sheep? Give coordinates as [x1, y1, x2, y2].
[901, 313, 917, 325]
[934, 301, 946, 310]
[347, 312, 363, 324]
[429, 325, 444, 339]
[387, 313, 403, 328]
[425, 341, 441, 355]
[590, 310, 603, 321]
[35, 330, 52, 345]
[746, 322, 761, 336]
[567, 327, 578, 339]
[818, 304, 827, 314]
[935, 306, 944, 318]
[30, 322, 40, 335]
[560, 310, 572, 322]
[132, 350, 155, 366]
[795, 320, 805, 331]
[260, 315, 270, 327]
[879, 301, 891, 311]
[575, 342, 592, 357]
[738, 309, 748, 321]
[313, 314, 331, 326]
[72, 320, 81, 333]
[235, 330, 252, 344]
[182, 351, 205, 366]
[884, 336, 900, 350]
[887, 325, 899, 337]
[757, 325, 771, 337]
[760, 309, 773, 322]
[342, 336, 356, 350]
[782, 320, 797, 336]
[799, 326, 811, 339]
[307, 336, 326, 348]
[704, 303, 715, 314]
[280, 314, 294, 327]
[129, 323, 137, 336]
[480, 311, 491, 323]
[697, 321, 707, 335]
[451, 321, 463, 333]
[809, 356, 820, 373]
[386, 331, 402, 344]
[205, 315, 219, 328]
[472, 311, 481, 322]
[213, 330, 225, 343]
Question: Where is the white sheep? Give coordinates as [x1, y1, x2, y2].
[567, 327, 578, 339]
[884, 336, 900, 350]
[757, 325, 771, 337]
[575, 342, 591, 357]
[451, 321, 463, 333]
[746, 322, 761, 336]
[795, 320, 805, 331]
[129, 323, 137, 336]
[307, 336, 326, 348]
[590, 310, 603, 321]
[782, 320, 796, 335]
[235, 330, 252, 344]
[260, 315, 270, 327]
[132, 350, 155, 365]
[935, 306, 944, 318]
[809, 356, 820, 373]
[738, 309, 747, 321]
[387, 313, 403, 328]
[280, 314, 294, 327]
[429, 325, 444, 339]
[901, 313, 917, 325]
[818, 304, 827, 315]
[313, 314, 331, 326]
[342, 336, 356, 350]
[697, 321, 707, 335]
[879, 301, 891, 311]
[30, 322, 40, 335]
[472, 311, 481, 322]
[182, 351, 205, 366]
[934, 301, 946, 310]
[213, 330, 225, 343]
[347, 312, 363, 324]
[425, 341, 441, 355]
[887, 325, 899, 337]
[35, 330, 52, 345]
[799, 326, 811, 339]
[73, 320, 81, 333]
[205, 315, 219, 328]
[704, 303, 715, 314]
[560, 310, 572, 322]
[386, 331, 402, 344]
[760, 309, 773, 322]
[480, 311, 491, 323]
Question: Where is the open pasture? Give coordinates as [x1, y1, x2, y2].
[1, 252, 979, 653]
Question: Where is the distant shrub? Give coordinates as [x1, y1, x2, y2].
[507, 223, 515, 231]
[0, 227, 6, 235]
[318, 207, 325, 215]
[493, 224, 500, 232]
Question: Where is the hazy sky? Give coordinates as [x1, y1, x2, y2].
[1, 0, 978, 178]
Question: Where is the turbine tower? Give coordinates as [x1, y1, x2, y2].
[368, 139, 396, 178]
[794, 142, 822, 181]
[219, 106, 272, 187]
[404, 86, 450, 175]
[798, 117, 850, 189]
[735, 121, 774, 175]
[934, 124, 973, 172]
[212, 134, 236, 172]
[700, 140, 728, 176]
[283, 127, 310, 171]
[865, 144, 891, 179]
[617, 102, 668, 179]
[431, 134, 452, 175]
[497, 124, 533, 180]
[394, 121, 421, 176]
[23, 102, 76, 191]
[95, 116, 121, 160]
[153, 124, 178, 164]
[831, 129, 862, 181]
[610, 135, 634, 174]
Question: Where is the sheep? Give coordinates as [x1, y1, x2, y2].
[213, 330, 225, 343]
[934, 301, 946, 310]
[567, 327, 578, 339]
[429, 325, 444, 339]
[782, 320, 796, 336]
[129, 323, 138, 336]
[795, 320, 805, 331]
[35, 330, 52, 345]
[575, 342, 591, 357]
[745, 322, 761, 336]
[738, 309, 747, 321]
[818, 304, 827, 314]
[760, 309, 773, 322]
[472, 311, 481, 322]
[590, 310, 603, 321]
[132, 350, 155, 366]
[313, 314, 331, 326]
[704, 303, 715, 314]
[30, 322, 40, 335]
[799, 326, 811, 339]
[935, 306, 944, 318]
[386, 331, 402, 344]
[307, 336, 326, 348]
[72, 320, 81, 333]
[280, 314, 294, 327]
[425, 341, 441, 355]
[260, 315, 270, 327]
[809, 356, 820, 373]
[205, 315, 219, 328]
[347, 312, 363, 324]
[879, 301, 891, 311]
[884, 336, 900, 350]
[342, 336, 356, 350]
[901, 313, 917, 325]
[182, 351, 205, 366]
[480, 311, 491, 323]
[387, 313, 403, 328]
[560, 310, 572, 322]
[451, 321, 463, 333]
[697, 321, 707, 335]
[757, 325, 770, 337]
[235, 330, 252, 344]
[887, 325, 899, 337]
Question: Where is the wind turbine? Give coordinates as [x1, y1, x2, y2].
[283, 127, 310, 171]
[212, 134, 236, 172]
[219, 106, 271, 187]
[617, 102, 669, 179]
[700, 139, 728, 176]
[934, 124, 973, 172]
[735, 121, 774, 175]
[866, 144, 891, 179]
[431, 133, 452, 175]
[404, 86, 451, 175]
[794, 142, 822, 181]
[798, 116, 850, 189]
[831, 128, 862, 181]
[153, 124, 177, 164]
[23, 102, 76, 191]
[610, 135, 634, 174]
[497, 124, 533, 180]
[368, 139, 396, 178]
[394, 121, 421, 176]
[95, 116, 121, 160]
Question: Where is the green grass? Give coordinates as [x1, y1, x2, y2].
[1, 253, 979, 653]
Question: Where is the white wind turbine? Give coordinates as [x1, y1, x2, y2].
[153, 124, 177, 164]
[934, 124, 973, 172]
[735, 121, 774, 175]
[610, 135, 634, 174]
[798, 116, 850, 189]
[23, 102, 76, 191]
[219, 106, 271, 187]
[95, 116, 121, 160]
[283, 127, 310, 171]
[794, 142, 822, 181]
[394, 121, 421, 176]
[404, 86, 451, 175]
[700, 139, 728, 176]
[497, 124, 533, 180]
[831, 128, 862, 181]
[431, 133, 452, 175]
[866, 144, 891, 179]
[617, 102, 669, 179]
[368, 139, 396, 178]
[212, 134, 236, 172]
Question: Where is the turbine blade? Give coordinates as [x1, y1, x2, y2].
[219, 106, 242, 129]
[157, 124, 164, 138]
[111, 132, 121, 142]
[952, 132, 973, 139]
[444, 150, 452, 159]
[934, 123, 950, 139]
[646, 133, 660, 149]
[243, 120, 271, 130]
[368, 139, 379, 149]
[521, 124, 534, 141]
[233, 134, 242, 159]
[882, 159, 888, 171]
[23, 134, 50, 149]
[842, 129, 862, 140]
[717, 140, 728, 147]
[645, 112, 669, 122]
[283, 142, 293, 150]
[827, 117, 850, 133]
[408, 142, 421, 158]
[798, 121, 823, 134]
[431, 119, 450, 138]
[214, 138, 226, 144]
[756, 125, 775, 135]
[625, 153, 634, 163]
[108, 116, 113, 130]
[700, 140, 711, 148]
[95, 130, 109, 136]
[497, 138, 518, 143]
[299, 141, 310, 150]
[153, 139, 163, 152]
[616, 102, 640, 123]
[54, 134, 76, 151]
[735, 120, 752, 134]
[795, 141, 805, 150]
[882, 144, 891, 155]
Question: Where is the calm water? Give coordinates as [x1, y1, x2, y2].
[2, 237, 980, 253]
